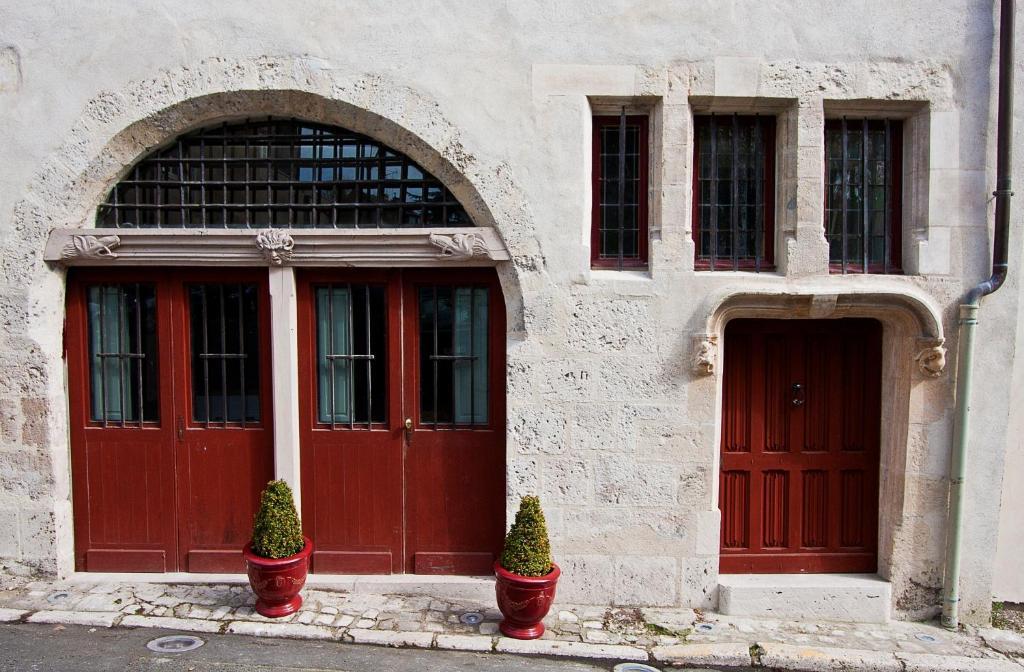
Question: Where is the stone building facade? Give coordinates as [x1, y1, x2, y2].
[0, 1, 1021, 626]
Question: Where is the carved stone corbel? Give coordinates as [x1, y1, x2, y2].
[692, 334, 718, 376]
[428, 232, 489, 259]
[914, 337, 947, 378]
[255, 228, 295, 265]
[61, 234, 121, 261]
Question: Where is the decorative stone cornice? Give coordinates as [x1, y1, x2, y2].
[44, 227, 511, 268]
[61, 234, 121, 261]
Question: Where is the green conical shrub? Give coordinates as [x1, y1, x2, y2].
[500, 495, 553, 577]
[251, 480, 305, 559]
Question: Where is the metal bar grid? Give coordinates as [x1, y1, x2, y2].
[862, 118, 870, 271]
[192, 284, 255, 426]
[321, 284, 377, 430]
[616, 108, 627, 270]
[90, 283, 154, 427]
[97, 117, 472, 229]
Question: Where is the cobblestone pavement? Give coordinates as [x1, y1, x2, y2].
[1, 572, 1022, 670]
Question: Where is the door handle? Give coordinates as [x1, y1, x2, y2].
[791, 383, 805, 407]
[176, 415, 185, 442]
[404, 418, 414, 446]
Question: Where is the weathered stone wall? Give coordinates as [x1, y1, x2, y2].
[0, 1, 1020, 625]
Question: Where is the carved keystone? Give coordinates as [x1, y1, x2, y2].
[255, 228, 295, 265]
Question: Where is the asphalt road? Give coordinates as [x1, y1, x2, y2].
[0, 622, 739, 672]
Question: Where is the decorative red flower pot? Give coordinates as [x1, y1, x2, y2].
[243, 536, 313, 618]
[494, 560, 560, 639]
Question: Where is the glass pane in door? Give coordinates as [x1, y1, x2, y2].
[419, 285, 488, 425]
[188, 283, 260, 424]
[315, 284, 387, 426]
[86, 283, 159, 424]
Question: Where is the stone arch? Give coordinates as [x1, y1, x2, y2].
[4, 57, 545, 576]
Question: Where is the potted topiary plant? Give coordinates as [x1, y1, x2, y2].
[494, 495, 561, 639]
[242, 480, 313, 618]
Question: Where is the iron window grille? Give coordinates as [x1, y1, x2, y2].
[418, 285, 489, 427]
[693, 114, 776, 271]
[97, 118, 473, 229]
[591, 112, 649, 269]
[315, 284, 387, 429]
[825, 118, 903, 274]
[188, 283, 261, 426]
[86, 283, 159, 426]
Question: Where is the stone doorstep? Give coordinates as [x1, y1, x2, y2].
[718, 573, 893, 625]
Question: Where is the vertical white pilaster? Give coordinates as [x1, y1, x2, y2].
[268, 266, 301, 510]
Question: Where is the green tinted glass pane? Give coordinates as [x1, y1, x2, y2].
[316, 287, 351, 424]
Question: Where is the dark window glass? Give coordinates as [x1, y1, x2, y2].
[825, 119, 902, 273]
[188, 283, 260, 424]
[592, 114, 648, 268]
[97, 119, 473, 230]
[693, 115, 775, 271]
[315, 284, 387, 427]
[419, 285, 488, 425]
[87, 284, 159, 424]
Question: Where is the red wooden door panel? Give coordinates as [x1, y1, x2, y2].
[298, 271, 404, 574]
[402, 271, 506, 575]
[298, 269, 505, 575]
[172, 272, 274, 573]
[720, 319, 881, 573]
[67, 269, 274, 573]
[67, 270, 177, 572]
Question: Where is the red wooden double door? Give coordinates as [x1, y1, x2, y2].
[67, 268, 505, 575]
[66, 268, 274, 572]
[297, 269, 506, 575]
[720, 319, 882, 573]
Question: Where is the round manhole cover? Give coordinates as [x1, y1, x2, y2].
[146, 634, 205, 653]
[459, 612, 483, 625]
[45, 591, 70, 604]
[915, 633, 938, 643]
[613, 664, 666, 672]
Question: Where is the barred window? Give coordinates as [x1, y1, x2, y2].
[825, 119, 903, 273]
[591, 114, 649, 269]
[693, 115, 775, 271]
[97, 118, 473, 229]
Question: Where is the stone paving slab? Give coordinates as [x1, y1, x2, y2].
[1, 572, 1022, 670]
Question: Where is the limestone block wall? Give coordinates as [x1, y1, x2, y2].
[0, 1, 1020, 626]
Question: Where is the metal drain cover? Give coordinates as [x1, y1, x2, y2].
[45, 591, 70, 604]
[613, 664, 663, 672]
[146, 634, 205, 653]
[459, 612, 483, 625]
[915, 633, 939, 643]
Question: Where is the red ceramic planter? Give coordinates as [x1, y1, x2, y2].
[494, 560, 560, 639]
[243, 536, 313, 618]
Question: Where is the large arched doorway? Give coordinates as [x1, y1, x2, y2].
[62, 118, 508, 574]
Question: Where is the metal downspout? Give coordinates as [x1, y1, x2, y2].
[942, 0, 1015, 631]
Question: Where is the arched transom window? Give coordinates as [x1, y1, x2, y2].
[98, 118, 473, 229]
